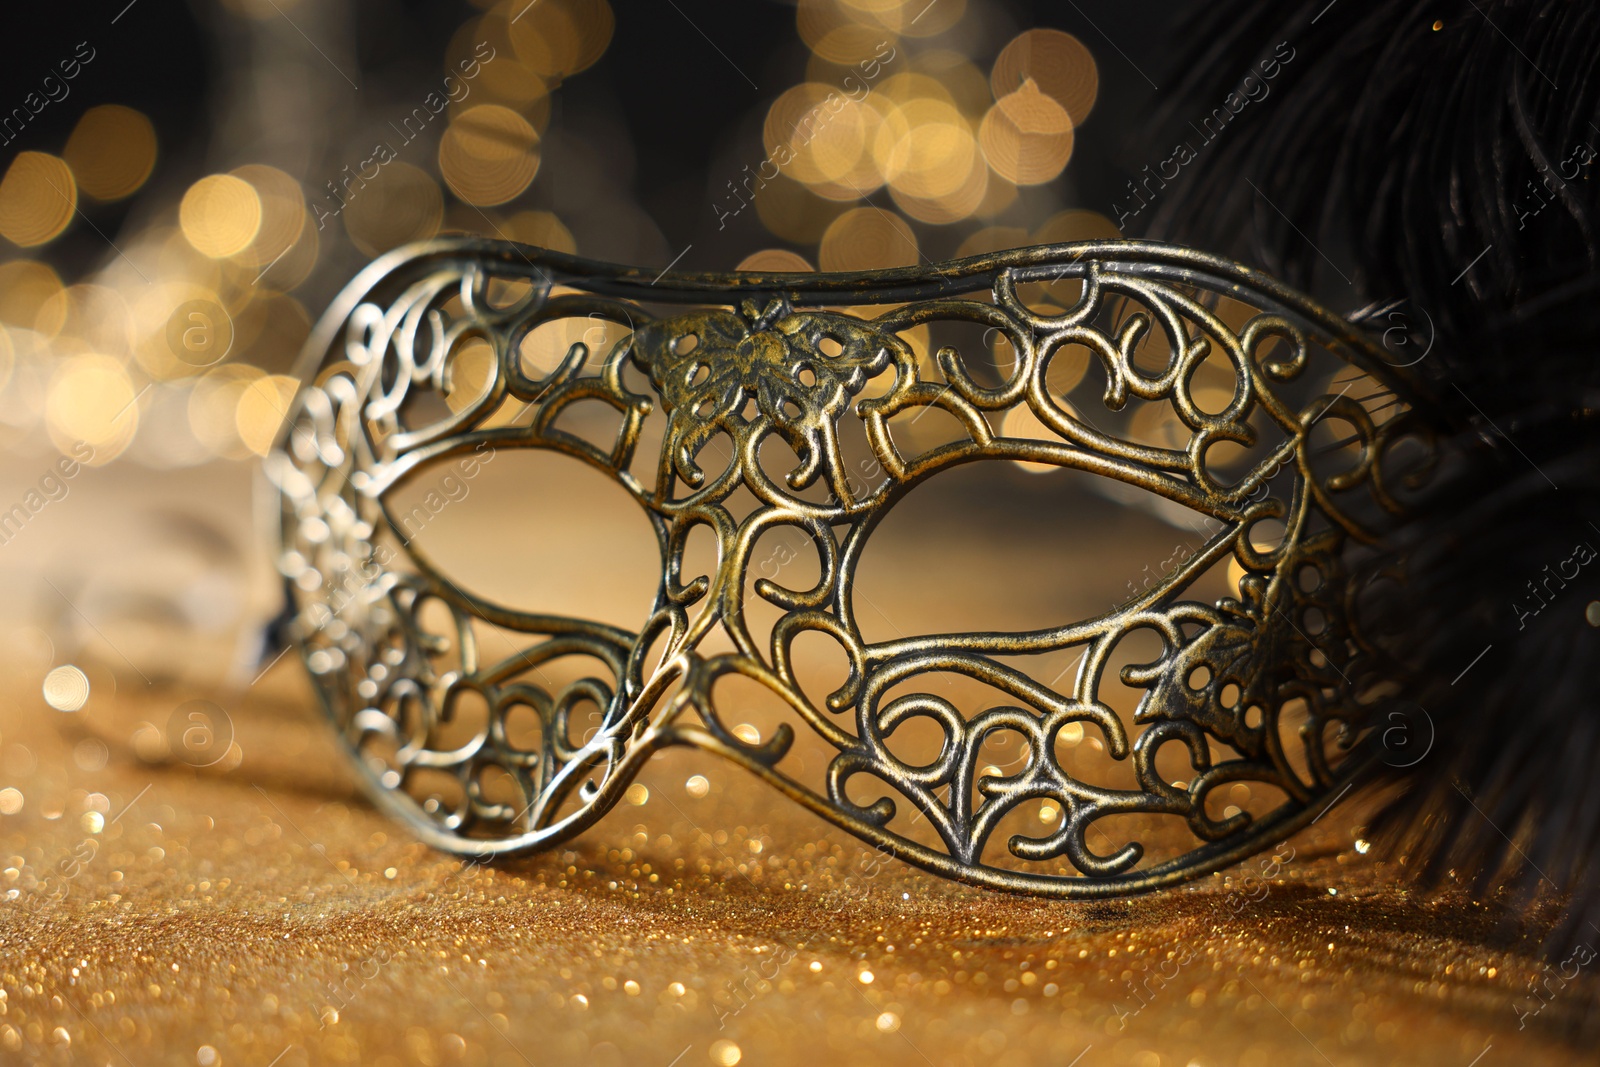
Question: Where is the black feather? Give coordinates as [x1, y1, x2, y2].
[1138, 0, 1600, 962]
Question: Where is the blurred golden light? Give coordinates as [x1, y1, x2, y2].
[818, 206, 918, 271]
[765, 83, 832, 164]
[876, 71, 957, 110]
[502, 210, 577, 254]
[765, 84, 887, 200]
[1034, 208, 1122, 245]
[188, 364, 264, 459]
[343, 162, 444, 257]
[232, 164, 306, 268]
[43, 664, 90, 712]
[870, 0, 966, 37]
[980, 80, 1074, 186]
[0, 260, 63, 331]
[236, 374, 299, 456]
[914, 50, 991, 118]
[878, 98, 978, 201]
[448, 15, 553, 125]
[991, 29, 1099, 125]
[797, 0, 898, 65]
[508, 1, 582, 75]
[507, 0, 614, 79]
[0, 152, 77, 248]
[180, 174, 263, 259]
[46, 353, 139, 460]
[481, 61, 554, 126]
[813, 23, 895, 67]
[810, 100, 885, 184]
[40, 284, 132, 355]
[890, 141, 987, 224]
[804, 41, 905, 88]
[736, 249, 815, 272]
[439, 104, 541, 206]
[63, 105, 158, 202]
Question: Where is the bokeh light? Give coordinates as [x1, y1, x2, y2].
[42, 664, 90, 712]
[991, 28, 1099, 124]
[46, 353, 139, 460]
[0, 260, 63, 331]
[506, 0, 614, 79]
[819, 207, 919, 270]
[980, 80, 1074, 185]
[797, 0, 898, 65]
[439, 104, 541, 206]
[0, 152, 77, 247]
[180, 175, 263, 259]
[63, 105, 158, 202]
[231, 164, 307, 269]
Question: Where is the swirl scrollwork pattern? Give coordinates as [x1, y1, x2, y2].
[269, 238, 1423, 891]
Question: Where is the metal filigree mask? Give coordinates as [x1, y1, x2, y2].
[266, 238, 1424, 895]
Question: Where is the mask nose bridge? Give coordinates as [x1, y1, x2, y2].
[613, 501, 798, 741]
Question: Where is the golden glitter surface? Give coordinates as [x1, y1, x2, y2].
[1, 661, 1596, 1067]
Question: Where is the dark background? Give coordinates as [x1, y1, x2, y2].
[0, 0, 1176, 293]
